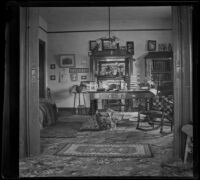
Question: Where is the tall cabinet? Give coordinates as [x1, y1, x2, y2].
[90, 50, 134, 89]
[89, 50, 134, 111]
[145, 51, 173, 95]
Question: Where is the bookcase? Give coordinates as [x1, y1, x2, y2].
[145, 51, 173, 95]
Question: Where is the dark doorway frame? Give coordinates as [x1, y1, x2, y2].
[2, 4, 19, 178]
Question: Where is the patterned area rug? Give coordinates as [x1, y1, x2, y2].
[55, 143, 153, 158]
[40, 122, 81, 138]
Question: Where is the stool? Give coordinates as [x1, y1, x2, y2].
[181, 124, 193, 164]
[73, 92, 87, 115]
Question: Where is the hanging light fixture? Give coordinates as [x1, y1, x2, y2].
[108, 6, 111, 40]
[108, 7, 120, 42]
[96, 7, 120, 43]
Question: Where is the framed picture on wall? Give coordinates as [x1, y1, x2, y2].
[81, 75, 87, 80]
[69, 68, 89, 73]
[89, 40, 98, 51]
[70, 73, 78, 81]
[102, 39, 118, 50]
[50, 64, 56, 69]
[50, 75, 56, 80]
[126, 41, 134, 55]
[60, 54, 75, 67]
[147, 40, 157, 51]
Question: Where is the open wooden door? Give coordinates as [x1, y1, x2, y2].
[172, 6, 193, 160]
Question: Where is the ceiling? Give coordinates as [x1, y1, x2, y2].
[39, 6, 172, 23]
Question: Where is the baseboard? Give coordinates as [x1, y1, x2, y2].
[58, 107, 90, 115]
[58, 107, 73, 112]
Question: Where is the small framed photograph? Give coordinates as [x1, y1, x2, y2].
[69, 68, 89, 73]
[50, 75, 56, 80]
[102, 39, 118, 50]
[89, 41, 98, 51]
[31, 68, 37, 76]
[70, 73, 78, 81]
[81, 76, 87, 80]
[147, 40, 156, 51]
[50, 64, 56, 69]
[126, 41, 134, 55]
[60, 54, 75, 67]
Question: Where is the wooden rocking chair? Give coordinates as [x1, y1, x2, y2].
[137, 95, 174, 133]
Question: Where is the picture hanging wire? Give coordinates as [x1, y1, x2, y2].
[95, 7, 119, 42]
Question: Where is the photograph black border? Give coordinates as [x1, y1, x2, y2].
[2, 0, 200, 179]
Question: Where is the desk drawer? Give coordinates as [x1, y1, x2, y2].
[91, 93, 126, 99]
[89, 91, 154, 100]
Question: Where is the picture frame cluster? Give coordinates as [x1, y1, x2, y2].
[89, 39, 135, 55]
[147, 40, 173, 52]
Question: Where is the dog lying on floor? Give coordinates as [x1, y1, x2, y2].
[96, 109, 124, 130]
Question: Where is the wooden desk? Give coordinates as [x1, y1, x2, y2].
[85, 90, 155, 114]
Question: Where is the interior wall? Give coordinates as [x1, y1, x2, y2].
[40, 7, 172, 108]
[47, 32, 107, 108]
[47, 31, 172, 108]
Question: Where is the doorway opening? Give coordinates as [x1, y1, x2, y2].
[18, 6, 194, 177]
[39, 39, 46, 99]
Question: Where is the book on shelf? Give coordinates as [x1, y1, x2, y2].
[152, 60, 172, 72]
